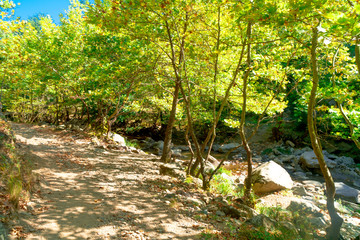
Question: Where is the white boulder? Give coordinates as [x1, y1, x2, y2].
[252, 160, 293, 194]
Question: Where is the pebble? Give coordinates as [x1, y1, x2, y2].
[216, 210, 226, 217]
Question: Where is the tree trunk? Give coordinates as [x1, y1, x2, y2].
[240, 21, 253, 206]
[161, 16, 188, 163]
[309, 24, 343, 240]
[160, 80, 181, 162]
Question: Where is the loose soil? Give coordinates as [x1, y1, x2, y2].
[7, 123, 209, 240]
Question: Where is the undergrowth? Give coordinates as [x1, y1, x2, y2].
[0, 119, 34, 214]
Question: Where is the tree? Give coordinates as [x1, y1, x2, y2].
[308, 23, 343, 240]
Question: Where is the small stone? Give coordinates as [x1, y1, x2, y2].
[302, 180, 323, 188]
[159, 164, 185, 179]
[216, 210, 226, 217]
[292, 185, 309, 196]
[245, 214, 276, 231]
[286, 140, 295, 148]
[187, 197, 205, 207]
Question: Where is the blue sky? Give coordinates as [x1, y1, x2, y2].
[13, 0, 73, 24]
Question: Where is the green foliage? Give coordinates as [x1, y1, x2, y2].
[210, 168, 235, 196]
[125, 139, 139, 148]
[256, 204, 292, 222]
[261, 148, 273, 155]
[209, 167, 248, 198]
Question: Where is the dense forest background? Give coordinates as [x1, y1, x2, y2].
[1, 0, 359, 156]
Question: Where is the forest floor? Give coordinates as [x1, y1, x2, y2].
[7, 122, 212, 240]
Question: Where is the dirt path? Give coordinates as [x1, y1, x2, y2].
[9, 123, 206, 240]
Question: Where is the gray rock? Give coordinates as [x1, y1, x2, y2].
[335, 182, 360, 204]
[244, 214, 276, 231]
[221, 205, 247, 219]
[293, 149, 304, 156]
[204, 161, 215, 174]
[159, 164, 185, 179]
[175, 145, 189, 151]
[284, 165, 295, 172]
[157, 141, 164, 150]
[129, 147, 143, 154]
[207, 155, 220, 166]
[171, 148, 182, 157]
[218, 143, 241, 153]
[273, 158, 284, 166]
[190, 177, 203, 187]
[233, 202, 258, 218]
[142, 137, 156, 149]
[287, 198, 323, 217]
[336, 156, 355, 167]
[293, 171, 308, 180]
[186, 197, 205, 207]
[299, 151, 337, 171]
[302, 180, 323, 188]
[279, 155, 295, 163]
[252, 160, 293, 194]
[216, 210, 226, 217]
[108, 132, 126, 146]
[253, 156, 262, 162]
[302, 147, 312, 152]
[308, 216, 328, 228]
[292, 185, 309, 196]
[212, 144, 221, 152]
[323, 151, 338, 159]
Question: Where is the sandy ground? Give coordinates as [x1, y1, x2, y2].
[8, 123, 206, 240]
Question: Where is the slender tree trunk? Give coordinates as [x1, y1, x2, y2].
[161, 80, 181, 162]
[240, 21, 253, 206]
[309, 25, 343, 240]
[161, 16, 188, 163]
